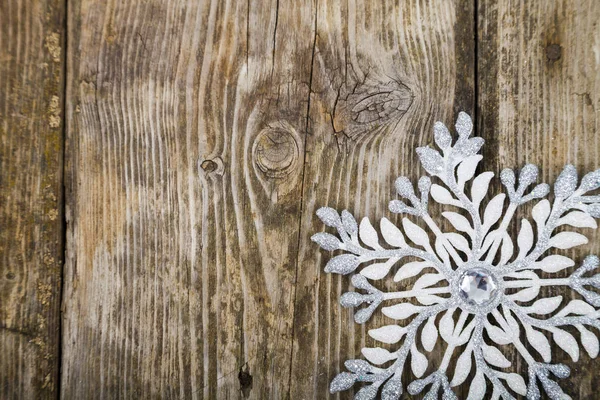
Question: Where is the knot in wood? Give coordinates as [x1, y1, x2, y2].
[238, 364, 253, 397]
[335, 79, 413, 139]
[200, 159, 218, 172]
[252, 127, 299, 179]
[199, 156, 224, 176]
[351, 88, 412, 125]
[546, 44, 562, 62]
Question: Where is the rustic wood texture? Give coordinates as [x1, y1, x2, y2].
[0, 0, 65, 398]
[478, 1, 600, 398]
[290, 1, 475, 398]
[1, 0, 600, 398]
[63, 0, 310, 398]
[62, 0, 476, 398]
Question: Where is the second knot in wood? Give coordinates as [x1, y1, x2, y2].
[252, 126, 299, 179]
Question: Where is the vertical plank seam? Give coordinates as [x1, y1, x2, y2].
[288, 1, 319, 397]
[57, 0, 69, 397]
[474, 0, 479, 130]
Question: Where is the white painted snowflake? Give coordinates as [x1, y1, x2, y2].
[312, 112, 600, 400]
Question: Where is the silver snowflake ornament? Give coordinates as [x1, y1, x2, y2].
[312, 112, 600, 400]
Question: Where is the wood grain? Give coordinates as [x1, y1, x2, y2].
[290, 1, 475, 398]
[62, 0, 475, 398]
[479, 0, 600, 398]
[0, 0, 65, 398]
[63, 0, 310, 398]
[0, 0, 595, 398]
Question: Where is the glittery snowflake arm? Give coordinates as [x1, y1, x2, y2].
[415, 113, 487, 255]
[312, 207, 447, 274]
[329, 301, 452, 399]
[312, 207, 453, 323]
[503, 165, 600, 273]
[407, 308, 478, 399]
[502, 256, 600, 308]
[470, 318, 521, 400]
[507, 297, 600, 358]
[478, 305, 575, 400]
[499, 267, 600, 372]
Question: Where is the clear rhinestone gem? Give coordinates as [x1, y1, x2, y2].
[459, 269, 497, 305]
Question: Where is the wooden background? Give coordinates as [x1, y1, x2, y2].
[1, 0, 599, 398]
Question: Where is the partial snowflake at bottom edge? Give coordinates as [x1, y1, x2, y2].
[312, 112, 600, 400]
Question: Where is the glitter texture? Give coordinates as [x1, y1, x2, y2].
[312, 112, 600, 399]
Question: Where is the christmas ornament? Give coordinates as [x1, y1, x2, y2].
[313, 112, 600, 399]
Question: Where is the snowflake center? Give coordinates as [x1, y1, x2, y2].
[459, 268, 498, 305]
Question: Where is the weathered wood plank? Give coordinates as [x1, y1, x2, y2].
[63, 0, 312, 398]
[63, 0, 477, 398]
[0, 0, 65, 398]
[479, 0, 600, 397]
[290, 0, 475, 398]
